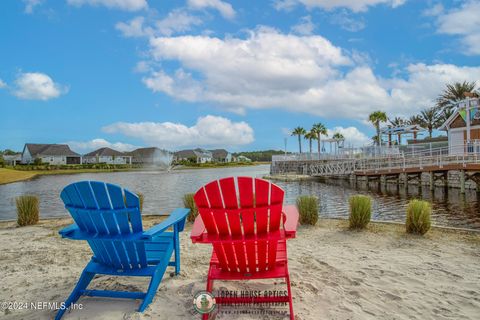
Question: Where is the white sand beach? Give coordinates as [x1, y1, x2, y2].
[1, 217, 479, 320]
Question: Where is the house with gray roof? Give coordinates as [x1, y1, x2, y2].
[174, 148, 212, 163]
[21, 143, 81, 165]
[126, 147, 173, 167]
[83, 147, 132, 165]
[209, 149, 232, 162]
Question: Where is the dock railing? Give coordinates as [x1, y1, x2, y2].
[275, 141, 480, 177]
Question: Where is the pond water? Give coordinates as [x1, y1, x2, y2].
[0, 165, 479, 229]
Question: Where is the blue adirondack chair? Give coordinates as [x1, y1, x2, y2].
[55, 181, 189, 320]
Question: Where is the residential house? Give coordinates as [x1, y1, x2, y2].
[21, 143, 81, 165]
[3, 153, 21, 166]
[175, 148, 212, 163]
[127, 147, 173, 168]
[236, 155, 252, 162]
[83, 147, 132, 164]
[439, 97, 480, 155]
[209, 149, 232, 162]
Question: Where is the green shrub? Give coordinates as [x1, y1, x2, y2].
[16, 195, 39, 226]
[406, 200, 431, 235]
[296, 195, 319, 225]
[183, 193, 198, 222]
[349, 195, 372, 229]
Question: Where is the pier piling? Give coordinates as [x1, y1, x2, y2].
[460, 170, 466, 194]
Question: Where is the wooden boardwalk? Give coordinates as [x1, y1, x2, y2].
[355, 163, 480, 176]
[271, 146, 480, 192]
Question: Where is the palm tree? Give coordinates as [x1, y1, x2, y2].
[291, 127, 306, 153]
[436, 81, 477, 112]
[312, 123, 328, 157]
[304, 130, 318, 154]
[408, 115, 422, 141]
[419, 107, 441, 138]
[438, 107, 455, 126]
[389, 116, 406, 145]
[368, 111, 387, 146]
[332, 132, 345, 154]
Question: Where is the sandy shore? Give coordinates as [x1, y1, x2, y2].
[1, 217, 479, 320]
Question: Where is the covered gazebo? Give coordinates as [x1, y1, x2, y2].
[380, 124, 425, 146]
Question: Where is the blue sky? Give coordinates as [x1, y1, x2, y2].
[1, 0, 479, 153]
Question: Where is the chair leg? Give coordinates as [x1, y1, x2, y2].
[286, 273, 294, 320]
[138, 257, 170, 312]
[202, 277, 214, 320]
[55, 270, 95, 320]
[174, 227, 180, 275]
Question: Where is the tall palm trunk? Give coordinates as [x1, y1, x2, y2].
[309, 138, 312, 154]
[397, 133, 401, 145]
[317, 133, 321, 158]
[298, 135, 302, 153]
[376, 123, 381, 146]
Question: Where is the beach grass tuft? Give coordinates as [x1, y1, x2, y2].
[406, 199, 431, 235]
[137, 192, 144, 213]
[349, 195, 372, 229]
[16, 195, 39, 226]
[183, 193, 199, 222]
[296, 195, 319, 225]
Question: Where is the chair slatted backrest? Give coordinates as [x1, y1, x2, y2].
[194, 177, 285, 274]
[60, 181, 148, 270]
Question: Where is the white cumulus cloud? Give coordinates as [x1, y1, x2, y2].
[291, 16, 315, 35]
[0, 79, 6, 89]
[102, 115, 254, 149]
[13, 72, 68, 100]
[67, 0, 147, 11]
[327, 126, 370, 147]
[435, 1, 480, 55]
[66, 139, 140, 153]
[23, 0, 43, 14]
[274, 0, 406, 12]
[115, 16, 153, 38]
[141, 28, 480, 119]
[187, 0, 236, 19]
[116, 10, 203, 38]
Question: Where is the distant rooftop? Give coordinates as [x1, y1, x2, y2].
[25, 143, 80, 157]
[84, 147, 126, 157]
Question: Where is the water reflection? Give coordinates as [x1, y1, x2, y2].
[275, 179, 480, 229]
[0, 165, 479, 229]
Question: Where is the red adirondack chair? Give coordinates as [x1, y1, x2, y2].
[190, 177, 299, 319]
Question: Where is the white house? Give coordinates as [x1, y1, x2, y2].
[236, 155, 252, 162]
[439, 97, 480, 155]
[127, 147, 173, 168]
[21, 143, 81, 165]
[3, 154, 21, 166]
[174, 148, 213, 163]
[83, 147, 132, 164]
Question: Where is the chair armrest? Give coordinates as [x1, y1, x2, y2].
[190, 215, 206, 243]
[142, 208, 190, 240]
[59, 224, 79, 238]
[283, 205, 299, 239]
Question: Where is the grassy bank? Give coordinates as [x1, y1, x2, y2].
[0, 168, 38, 184]
[0, 167, 143, 185]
